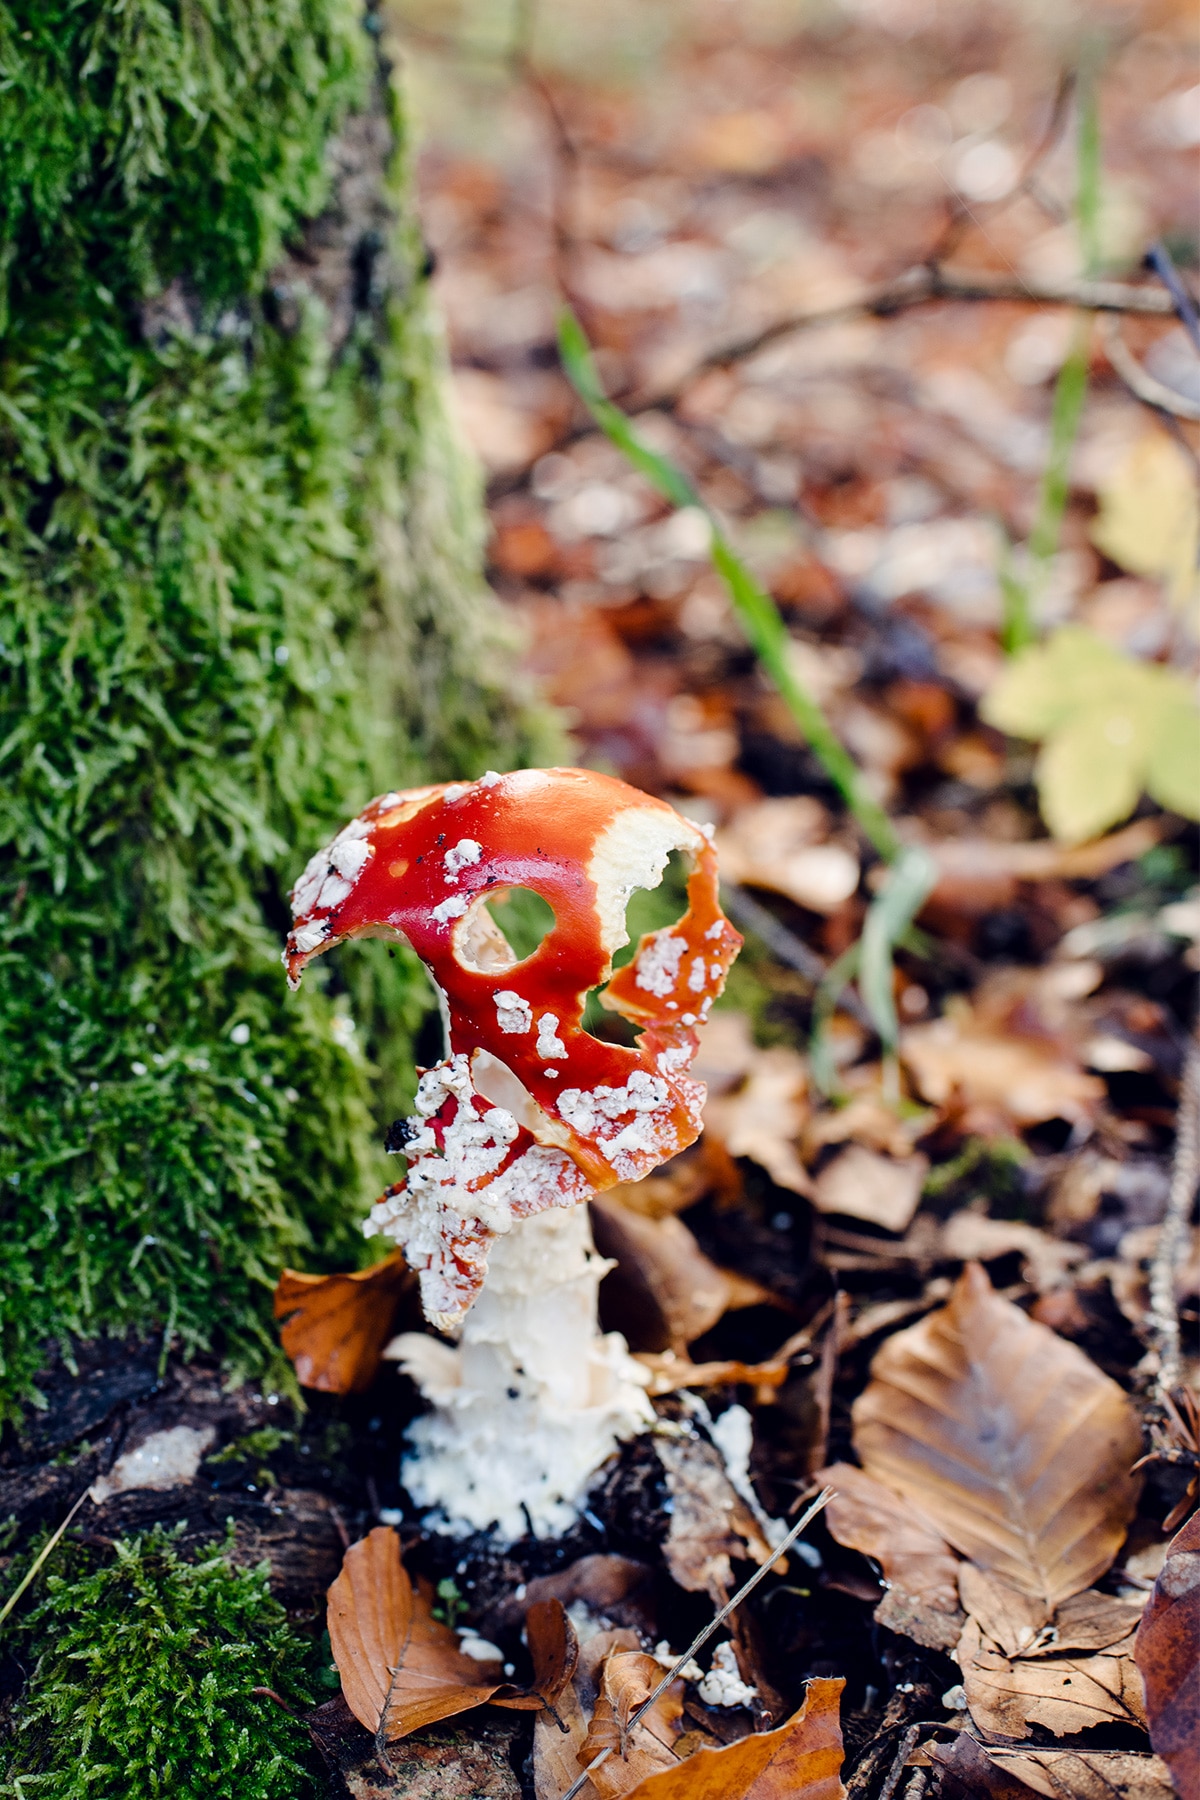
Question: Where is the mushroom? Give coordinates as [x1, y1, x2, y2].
[284, 767, 742, 1538]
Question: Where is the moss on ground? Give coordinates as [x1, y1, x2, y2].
[0, 0, 553, 1417]
[0, 1526, 329, 1797]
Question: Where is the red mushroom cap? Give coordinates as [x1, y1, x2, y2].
[284, 768, 742, 1325]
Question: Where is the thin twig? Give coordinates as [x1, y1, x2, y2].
[1147, 240, 1200, 357]
[1150, 1034, 1200, 1398]
[0, 1489, 91, 1632]
[1099, 316, 1200, 422]
[878, 1725, 922, 1800]
[631, 266, 1177, 411]
[557, 1487, 834, 1800]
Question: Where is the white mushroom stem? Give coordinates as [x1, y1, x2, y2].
[384, 1204, 654, 1540]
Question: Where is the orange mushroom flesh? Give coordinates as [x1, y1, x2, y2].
[284, 767, 742, 1329]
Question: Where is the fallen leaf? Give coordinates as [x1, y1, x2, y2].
[592, 1193, 775, 1354]
[819, 1462, 963, 1650]
[275, 1252, 414, 1394]
[89, 1425, 216, 1504]
[812, 1145, 929, 1234]
[521, 1556, 652, 1620]
[491, 1600, 580, 1714]
[902, 1002, 1104, 1129]
[959, 1565, 1051, 1656]
[919, 819, 1164, 918]
[933, 1733, 1173, 1800]
[617, 1675, 847, 1800]
[703, 1045, 813, 1196]
[803, 1083, 931, 1161]
[580, 1649, 685, 1794]
[654, 1432, 775, 1600]
[1134, 1509, 1200, 1800]
[939, 1212, 1086, 1294]
[851, 1264, 1142, 1608]
[635, 1349, 792, 1400]
[1090, 430, 1200, 610]
[987, 1750, 1175, 1800]
[716, 798, 860, 914]
[957, 1614, 1145, 1738]
[1025, 1589, 1146, 1657]
[327, 1528, 573, 1739]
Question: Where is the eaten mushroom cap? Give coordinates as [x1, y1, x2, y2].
[284, 767, 742, 1327]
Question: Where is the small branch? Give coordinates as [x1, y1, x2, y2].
[720, 881, 874, 1031]
[877, 1725, 922, 1800]
[630, 265, 1178, 412]
[1150, 1034, 1200, 1398]
[0, 1489, 92, 1632]
[1098, 316, 1200, 422]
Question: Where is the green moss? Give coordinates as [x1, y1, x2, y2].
[1, 1526, 327, 1798]
[0, 0, 554, 1416]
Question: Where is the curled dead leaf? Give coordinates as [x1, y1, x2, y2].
[716, 798, 860, 914]
[580, 1650, 685, 1791]
[655, 1431, 775, 1601]
[327, 1527, 575, 1740]
[1134, 1509, 1200, 1800]
[933, 1731, 1174, 1800]
[812, 1145, 929, 1235]
[274, 1252, 414, 1394]
[616, 1675, 848, 1800]
[852, 1264, 1142, 1609]
[592, 1193, 775, 1354]
[702, 1042, 814, 1197]
[819, 1462, 963, 1649]
[957, 1613, 1145, 1739]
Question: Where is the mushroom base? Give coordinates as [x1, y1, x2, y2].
[386, 1205, 653, 1540]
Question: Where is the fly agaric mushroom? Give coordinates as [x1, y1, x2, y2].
[284, 767, 741, 1538]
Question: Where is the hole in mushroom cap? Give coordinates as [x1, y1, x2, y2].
[471, 1048, 571, 1145]
[453, 887, 556, 973]
[584, 847, 693, 1046]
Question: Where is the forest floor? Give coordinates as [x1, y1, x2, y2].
[3, 1, 1198, 1797]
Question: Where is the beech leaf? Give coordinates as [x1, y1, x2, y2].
[274, 1252, 414, 1394]
[819, 1462, 964, 1649]
[327, 1527, 500, 1738]
[956, 1615, 1145, 1739]
[591, 1193, 775, 1353]
[851, 1263, 1142, 1608]
[617, 1674, 848, 1800]
[1134, 1508, 1200, 1800]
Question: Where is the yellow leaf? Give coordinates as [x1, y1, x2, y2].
[1146, 695, 1200, 821]
[981, 627, 1129, 740]
[1091, 432, 1200, 609]
[1036, 709, 1146, 843]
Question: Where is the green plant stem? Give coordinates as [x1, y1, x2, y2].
[557, 309, 900, 863]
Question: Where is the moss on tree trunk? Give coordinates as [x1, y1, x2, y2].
[0, 0, 552, 1417]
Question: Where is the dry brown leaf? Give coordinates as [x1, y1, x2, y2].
[716, 798, 860, 914]
[803, 1086, 931, 1161]
[959, 1565, 1051, 1657]
[1028, 1589, 1146, 1657]
[616, 1675, 847, 1800]
[1134, 1508, 1200, 1800]
[533, 1628, 639, 1800]
[852, 1264, 1142, 1608]
[654, 1431, 774, 1600]
[327, 1528, 574, 1740]
[901, 969, 1106, 1130]
[923, 819, 1164, 908]
[812, 1145, 929, 1234]
[274, 1252, 414, 1394]
[702, 1045, 813, 1196]
[635, 1349, 792, 1400]
[580, 1650, 685, 1795]
[327, 1526, 500, 1739]
[819, 1462, 963, 1649]
[986, 1750, 1175, 1800]
[592, 1193, 775, 1354]
[957, 1615, 1146, 1739]
[933, 1733, 1173, 1800]
[940, 1212, 1086, 1294]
